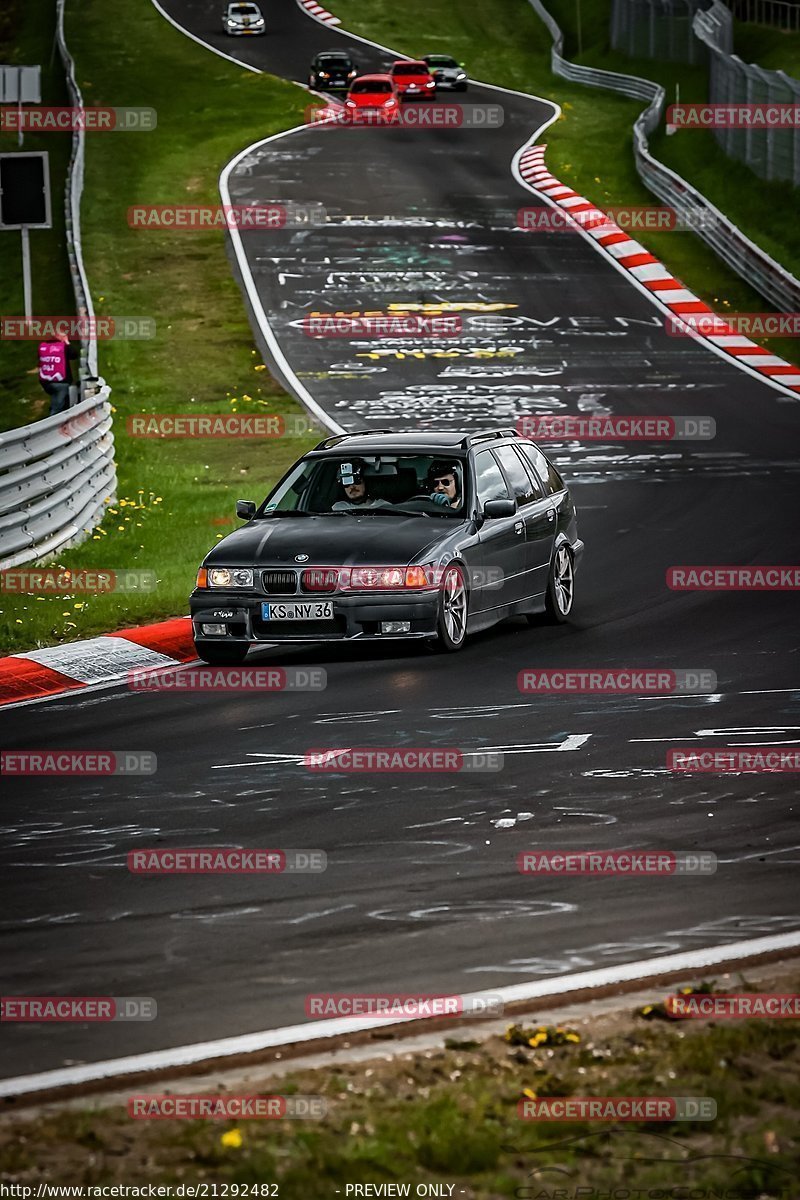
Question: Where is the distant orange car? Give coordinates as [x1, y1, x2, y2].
[390, 60, 436, 99]
[345, 74, 401, 122]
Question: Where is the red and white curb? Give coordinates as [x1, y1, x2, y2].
[0, 618, 196, 708]
[515, 143, 800, 397]
[297, 0, 341, 26]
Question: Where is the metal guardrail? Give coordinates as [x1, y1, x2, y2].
[0, 384, 116, 569]
[55, 0, 98, 381]
[526, 0, 800, 312]
[0, 0, 121, 572]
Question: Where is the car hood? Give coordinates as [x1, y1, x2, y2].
[205, 514, 452, 567]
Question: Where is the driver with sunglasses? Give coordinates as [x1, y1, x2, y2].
[427, 461, 462, 509]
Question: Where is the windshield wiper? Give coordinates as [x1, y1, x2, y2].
[260, 510, 316, 518]
[348, 507, 430, 517]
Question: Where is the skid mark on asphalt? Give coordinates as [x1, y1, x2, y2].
[369, 899, 577, 922]
[465, 914, 800, 975]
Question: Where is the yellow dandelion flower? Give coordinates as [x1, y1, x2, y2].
[220, 1129, 243, 1148]
[523, 1088, 537, 1100]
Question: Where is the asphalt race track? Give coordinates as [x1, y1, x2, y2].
[1, 0, 799, 1080]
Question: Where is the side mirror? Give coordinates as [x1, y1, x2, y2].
[236, 499, 256, 521]
[483, 498, 516, 519]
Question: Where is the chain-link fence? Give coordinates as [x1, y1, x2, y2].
[610, 0, 710, 63]
[694, 1, 800, 183]
[729, 0, 800, 29]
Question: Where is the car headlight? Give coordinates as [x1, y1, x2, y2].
[319, 71, 329, 77]
[426, 79, 435, 86]
[343, 566, 431, 590]
[348, 69, 356, 76]
[226, 19, 237, 25]
[383, 97, 395, 106]
[203, 567, 254, 588]
[456, 71, 467, 79]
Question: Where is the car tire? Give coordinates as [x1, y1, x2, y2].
[194, 641, 250, 665]
[430, 562, 469, 652]
[543, 544, 575, 623]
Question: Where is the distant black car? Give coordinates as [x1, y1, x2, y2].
[191, 429, 584, 663]
[308, 50, 358, 91]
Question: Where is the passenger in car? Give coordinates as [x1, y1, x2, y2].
[332, 459, 391, 510]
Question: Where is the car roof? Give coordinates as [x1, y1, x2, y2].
[316, 49, 353, 57]
[391, 59, 429, 68]
[308, 430, 525, 456]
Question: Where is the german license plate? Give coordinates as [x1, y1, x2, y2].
[262, 601, 334, 620]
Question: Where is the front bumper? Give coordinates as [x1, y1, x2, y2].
[191, 589, 441, 644]
[225, 25, 265, 34]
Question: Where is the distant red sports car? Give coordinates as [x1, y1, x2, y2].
[345, 74, 400, 122]
[390, 60, 436, 99]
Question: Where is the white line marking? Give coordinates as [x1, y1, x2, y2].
[2, 931, 798, 1098]
[149, 0, 263, 73]
[219, 130, 346, 435]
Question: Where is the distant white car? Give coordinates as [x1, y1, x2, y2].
[422, 54, 468, 91]
[223, 1, 265, 35]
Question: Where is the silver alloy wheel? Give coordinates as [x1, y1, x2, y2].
[442, 565, 467, 645]
[553, 546, 574, 615]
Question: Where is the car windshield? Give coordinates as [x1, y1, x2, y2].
[318, 57, 351, 69]
[261, 454, 467, 516]
[392, 63, 427, 75]
[231, 4, 259, 13]
[351, 80, 391, 94]
[427, 56, 458, 66]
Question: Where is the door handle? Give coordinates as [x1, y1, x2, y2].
[546, 508, 555, 521]
[514, 521, 524, 535]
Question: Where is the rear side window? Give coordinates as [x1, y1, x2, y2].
[474, 450, 511, 506]
[495, 445, 540, 506]
[517, 443, 564, 495]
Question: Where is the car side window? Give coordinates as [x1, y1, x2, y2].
[518, 443, 564, 496]
[495, 445, 540, 506]
[474, 450, 511, 507]
[510, 446, 545, 501]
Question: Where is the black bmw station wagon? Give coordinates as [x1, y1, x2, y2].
[190, 429, 583, 663]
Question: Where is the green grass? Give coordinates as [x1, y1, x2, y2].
[330, 0, 800, 363]
[0, 0, 322, 655]
[2, 981, 798, 1194]
[0, 0, 76, 430]
[734, 17, 800, 76]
